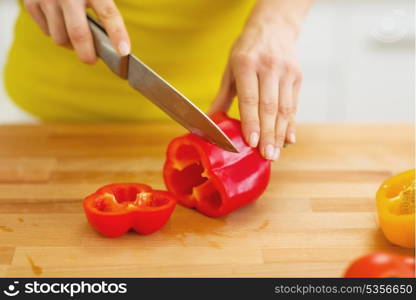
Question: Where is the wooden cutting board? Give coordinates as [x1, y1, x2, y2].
[0, 122, 414, 277]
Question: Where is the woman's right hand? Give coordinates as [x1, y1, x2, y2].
[24, 0, 131, 64]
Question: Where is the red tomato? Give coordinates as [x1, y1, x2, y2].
[344, 252, 415, 278]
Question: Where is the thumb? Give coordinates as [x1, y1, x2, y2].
[208, 65, 236, 114]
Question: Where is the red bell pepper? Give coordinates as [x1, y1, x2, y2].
[344, 252, 415, 278]
[163, 113, 271, 217]
[83, 183, 176, 237]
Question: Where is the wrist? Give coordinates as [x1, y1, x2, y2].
[271, 14, 302, 39]
[244, 13, 301, 42]
[246, 0, 309, 39]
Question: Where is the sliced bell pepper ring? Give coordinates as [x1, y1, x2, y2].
[344, 252, 415, 278]
[376, 169, 415, 248]
[83, 183, 176, 237]
[163, 113, 271, 217]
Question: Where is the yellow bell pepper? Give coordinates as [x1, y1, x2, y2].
[376, 169, 415, 248]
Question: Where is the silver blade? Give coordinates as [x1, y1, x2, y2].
[127, 55, 239, 152]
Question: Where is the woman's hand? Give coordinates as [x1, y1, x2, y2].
[210, 0, 312, 160]
[24, 0, 130, 63]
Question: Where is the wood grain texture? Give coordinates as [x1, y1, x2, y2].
[0, 122, 414, 277]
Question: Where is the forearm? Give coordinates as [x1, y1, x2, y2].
[247, 0, 313, 38]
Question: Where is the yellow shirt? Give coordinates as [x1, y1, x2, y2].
[4, 0, 254, 121]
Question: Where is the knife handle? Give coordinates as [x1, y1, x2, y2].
[87, 14, 129, 79]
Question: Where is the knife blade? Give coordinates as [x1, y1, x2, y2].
[87, 14, 238, 153]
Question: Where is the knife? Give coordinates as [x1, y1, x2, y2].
[86, 14, 238, 153]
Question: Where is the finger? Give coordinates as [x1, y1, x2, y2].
[40, 1, 70, 46]
[60, 0, 96, 64]
[258, 69, 279, 160]
[286, 118, 296, 145]
[232, 56, 260, 148]
[275, 77, 295, 158]
[209, 65, 236, 114]
[286, 76, 302, 144]
[90, 0, 130, 56]
[25, 1, 49, 35]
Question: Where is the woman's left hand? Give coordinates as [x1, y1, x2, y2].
[210, 0, 311, 161]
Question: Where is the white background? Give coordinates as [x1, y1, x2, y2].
[0, 0, 414, 123]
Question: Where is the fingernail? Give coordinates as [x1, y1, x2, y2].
[273, 147, 280, 160]
[118, 41, 130, 56]
[289, 133, 296, 144]
[265, 144, 275, 160]
[249, 132, 259, 147]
